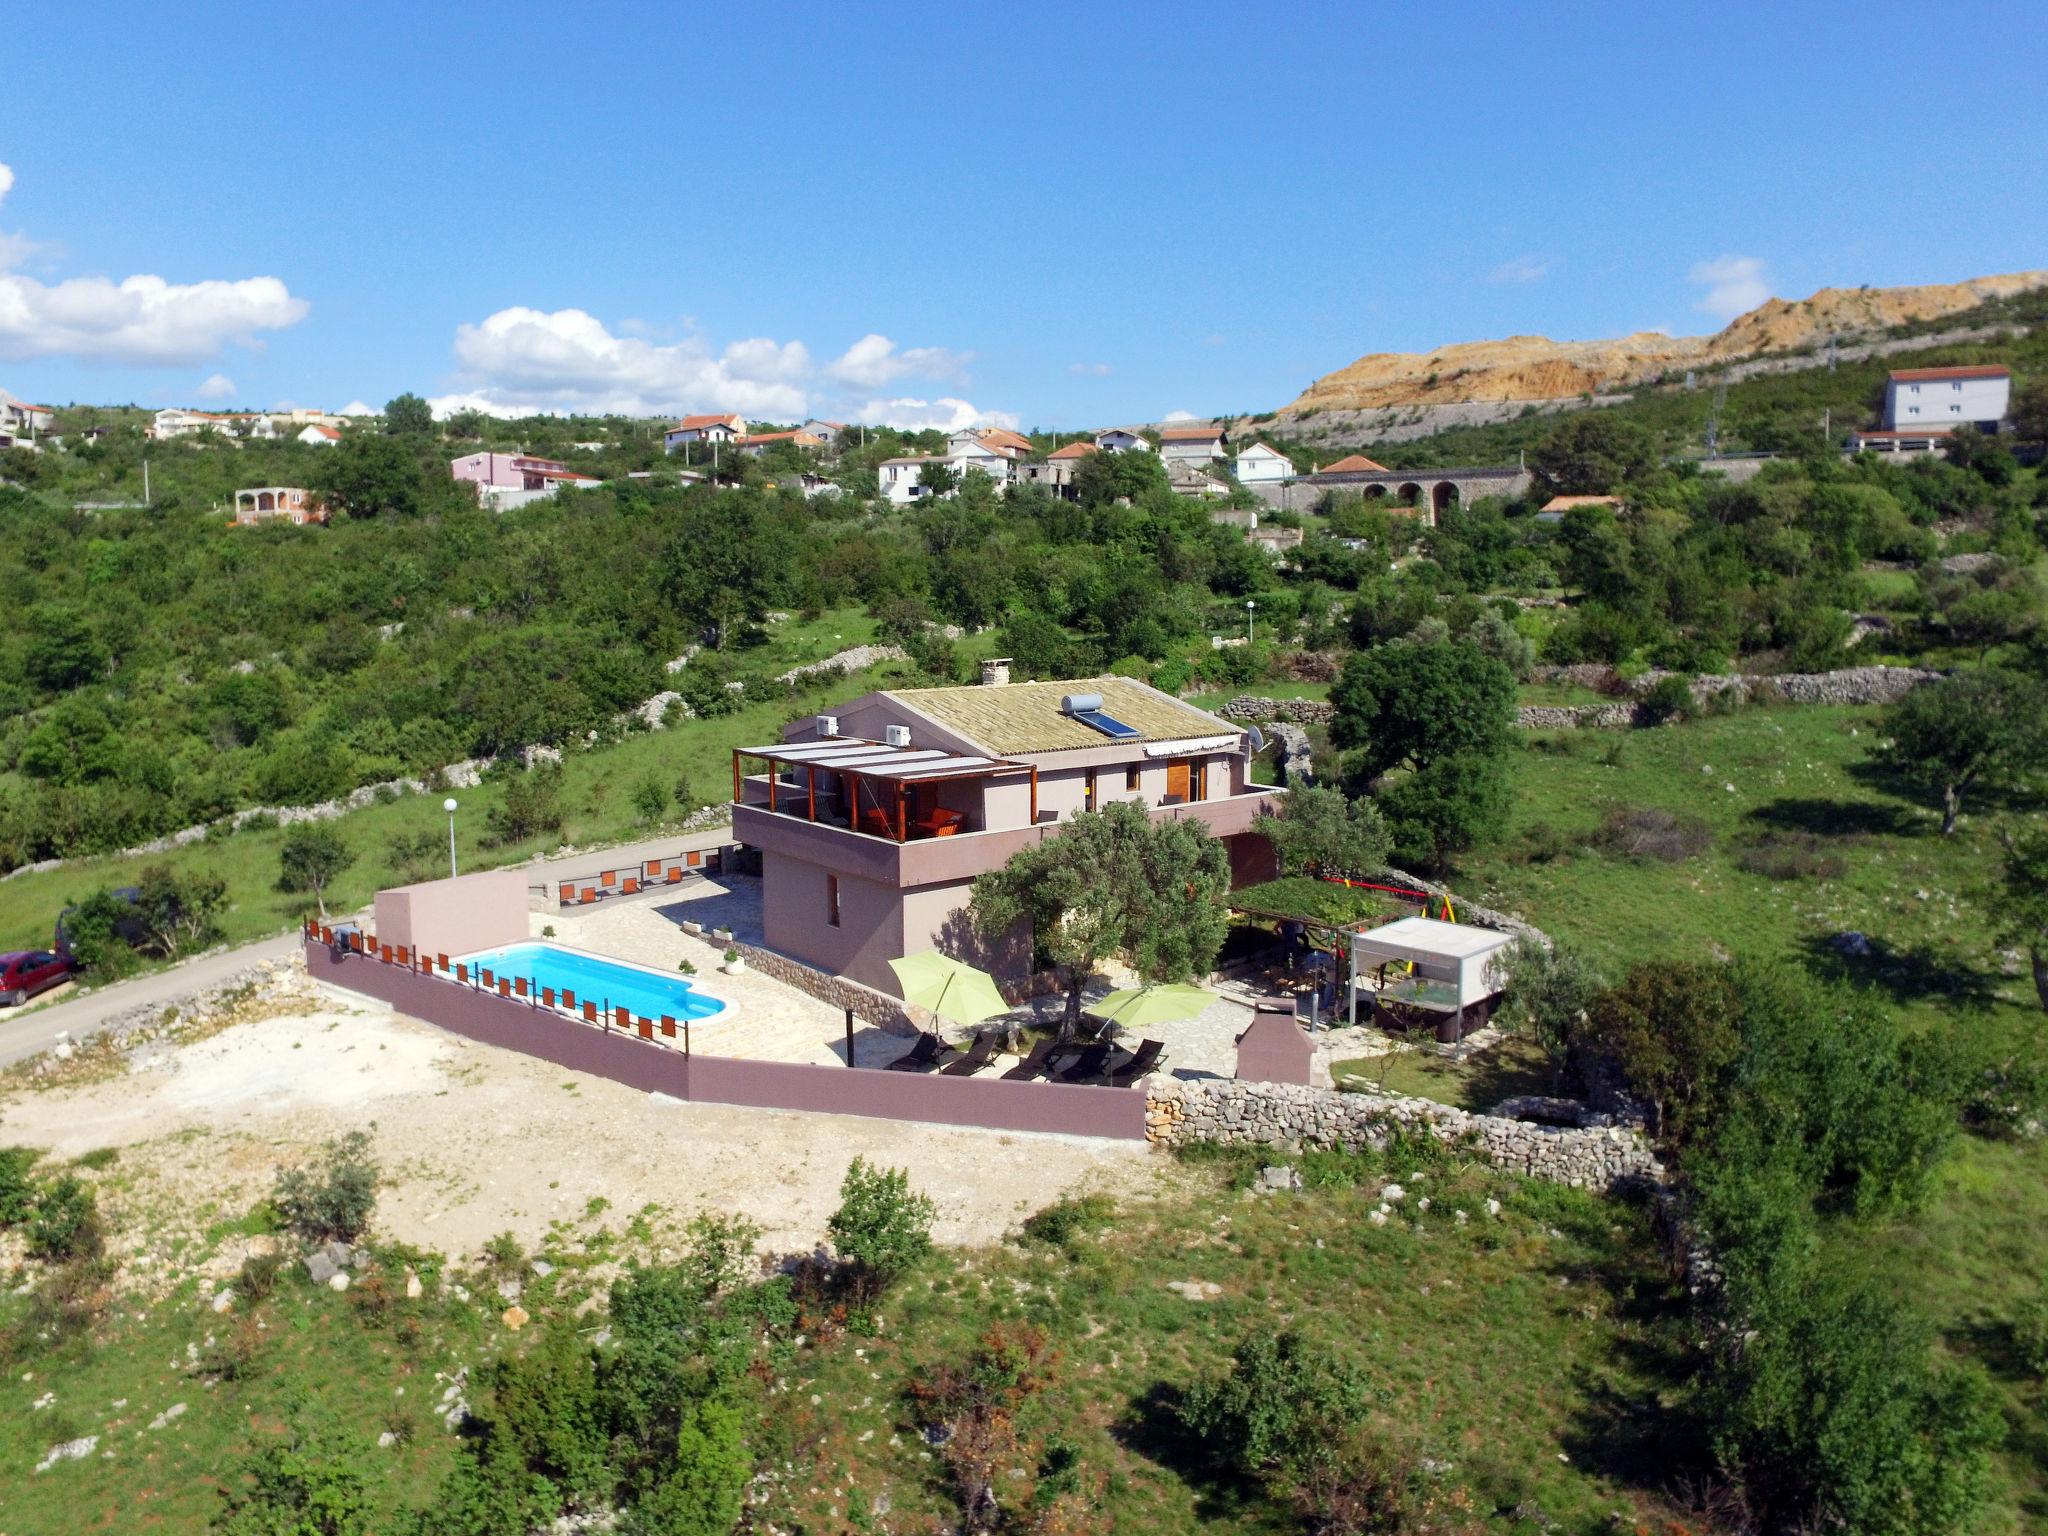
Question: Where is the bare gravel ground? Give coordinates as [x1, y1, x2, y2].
[0, 977, 1158, 1282]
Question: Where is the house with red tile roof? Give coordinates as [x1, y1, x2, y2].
[1879, 364, 2011, 436]
[1017, 439, 1098, 500]
[662, 413, 747, 452]
[1158, 422, 1229, 465]
[1319, 453, 1389, 474]
[736, 430, 825, 456]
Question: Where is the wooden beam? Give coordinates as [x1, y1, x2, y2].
[731, 749, 741, 807]
[896, 782, 907, 843]
[1029, 764, 1038, 824]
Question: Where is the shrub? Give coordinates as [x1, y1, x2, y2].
[214, 1414, 374, 1536]
[273, 1131, 379, 1244]
[1181, 1331, 1372, 1483]
[0, 1145, 40, 1227]
[631, 775, 670, 824]
[907, 1324, 1057, 1531]
[1595, 806, 1712, 863]
[484, 766, 566, 846]
[1020, 1193, 1115, 1250]
[238, 1250, 286, 1304]
[2013, 1283, 2048, 1377]
[1499, 938, 1605, 1077]
[827, 1157, 935, 1302]
[671, 773, 696, 812]
[28, 1174, 105, 1262]
[1637, 672, 1696, 724]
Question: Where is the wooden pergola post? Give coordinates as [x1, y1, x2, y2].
[807, 764, 817, 821]
[730, 749, 741, 807]
[896, 782, 907, 842]
[1029, 764, 1039, 825]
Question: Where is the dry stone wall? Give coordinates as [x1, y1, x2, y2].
[1218, 695, 1336, 725]
[1144, 1077, 1663, 1191]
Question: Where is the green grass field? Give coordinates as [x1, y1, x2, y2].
[1455, 703, 2048, 1531]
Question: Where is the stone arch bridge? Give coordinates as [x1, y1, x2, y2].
[1248, 462, 1531, 523]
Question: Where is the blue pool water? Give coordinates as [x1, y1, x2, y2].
[458, 941, 727, 1022]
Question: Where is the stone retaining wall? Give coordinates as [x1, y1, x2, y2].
[1217, 695, 1336, 724]
[1144, 1077, 1663, 1191]
[1520, 664, 1941, 729]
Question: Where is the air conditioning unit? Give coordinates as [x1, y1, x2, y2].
[815, 714, 839, 738]
[883, 724, 912, 748]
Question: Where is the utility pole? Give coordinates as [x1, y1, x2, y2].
[142, 458, 151, 506]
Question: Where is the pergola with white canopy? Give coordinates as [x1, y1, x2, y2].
[732, 737, 1037, 842]
[1346, 915, 1515, 1041]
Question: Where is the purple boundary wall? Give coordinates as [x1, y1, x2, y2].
[304, 940, 1146, 1141]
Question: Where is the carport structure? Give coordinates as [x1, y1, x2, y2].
[732, 737, 1038, 843]
[1346, 915, 1515, 1042]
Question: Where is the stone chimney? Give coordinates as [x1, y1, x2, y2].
[980, 657, 1012, 687]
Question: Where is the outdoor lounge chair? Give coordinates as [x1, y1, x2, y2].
[1102, 1038, 1165, 1087]
[999, 1039, 1062, 1080]
[938, 1033, 999, 1076]
[883, 1031, 961, 1073]
[1052, 1043, 1115, 1084]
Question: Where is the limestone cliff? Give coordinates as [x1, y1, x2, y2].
[1286, 270, 2047, 413]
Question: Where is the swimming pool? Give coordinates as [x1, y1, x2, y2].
[456, 941, 727, 1022]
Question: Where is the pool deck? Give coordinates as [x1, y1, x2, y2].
[540, 873, 1325, 1084]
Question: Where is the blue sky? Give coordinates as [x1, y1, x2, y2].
[4, 0, 2044, 430]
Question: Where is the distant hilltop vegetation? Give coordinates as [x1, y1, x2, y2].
[1287, 269, 2048, 413]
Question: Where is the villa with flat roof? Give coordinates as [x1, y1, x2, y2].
[731, 668, 1283, 992]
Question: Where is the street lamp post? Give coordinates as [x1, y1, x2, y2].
[443, 797, 460, 880]
[1245, 599, 1256, 644]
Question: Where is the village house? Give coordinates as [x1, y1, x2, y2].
[1848, 364, 2015, 453]
[663, 413, 746, 452]
[878, 455, 941, 505]
[1, 400, 55, 439]
[1319, 453, 1388, 473]
[736, 429, 825, 457]
[1232, 441, 1295, 484]
[1159, 423, 1229, 465]
[1017, 439, 1097, 500]
[450, 451, 602, 509]
[730, 667, 1282, 992]
[231, 486, 324, 526]
[1092, 427, 1152, 454]
[800, 419, 848, 444]
[296, 424, 341, 447]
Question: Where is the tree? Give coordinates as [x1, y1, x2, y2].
[631, 776, 671, 824]
[214, 1414, 373, 1536]
[827, 1157, 935, 1303]
[1941, 423, 2017, 486]
[2012, 377, 2048, 450]
[1499, 938, 1605, 1084]
[968, 801, 1228, 1037]
[1529, 411, 1656, 498]
[1330, 641, 1515, 780]
[917, 460, 960, 498]
[22, 606, 108, 693]
[311, 431, 426, 519]
[1580, 961, 1745, 1146]
[133, 863, 227, 958]
[383, 392, 435, 437]
[1880, 669, 2048, 834]
[1997, 824, 2048, 1013]
[1253, 785, 1390, 877]
[277, 823, 355, 920]
[1376, 749, 1512, 872]
[1074, 446, 1169, 507]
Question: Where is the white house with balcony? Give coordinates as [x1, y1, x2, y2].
[663, 413, 747, 453]
[1093, 427, 1151, 454]
[1232, 441, 1295, 484]
[1882, 365, 2011, 433]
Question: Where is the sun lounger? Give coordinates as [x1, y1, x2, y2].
[999, 1039, 1061, 1081]
[939, 1033, 999, 1077]
[1101, 1039, 1165, 1087]
[1052, 1043, 1115, 1084]
[884, 1031, 961, 1073]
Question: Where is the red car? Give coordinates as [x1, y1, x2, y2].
[0, 950, 75, 1006]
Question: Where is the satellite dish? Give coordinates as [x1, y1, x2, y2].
[1248, 725, 1268, 753]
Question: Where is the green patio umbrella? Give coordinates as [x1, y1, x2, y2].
[888, 951, 1012, 1031]
[1089, 983, 1216, 1032]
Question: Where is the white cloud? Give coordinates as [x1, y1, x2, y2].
[825, 333, 970, 389]
[440, 305, 813, 418]
[0, 272, 309, 365]
[337, 400, 376, 416]
[1689, 255, 1772, 323]
[0, 166, 307, 365]
[195, 371, 236, 401]
[1068, 361, 1113, 377]
[1161, 409, 1199, 423]
[0, 163, 12, 207]
[1489, 254, 1550, 284]
[855, 395, 1019, 433]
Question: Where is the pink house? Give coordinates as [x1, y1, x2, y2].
[449, 451, 598, 491]
[731, 668, 1283, 993]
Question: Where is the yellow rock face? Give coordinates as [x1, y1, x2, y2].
[1286, 271, 2048, 412]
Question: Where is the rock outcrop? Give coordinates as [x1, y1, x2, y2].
[1286, 270, 2047, 413]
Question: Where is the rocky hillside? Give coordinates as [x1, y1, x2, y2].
[1286, 269, 2048, 413]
